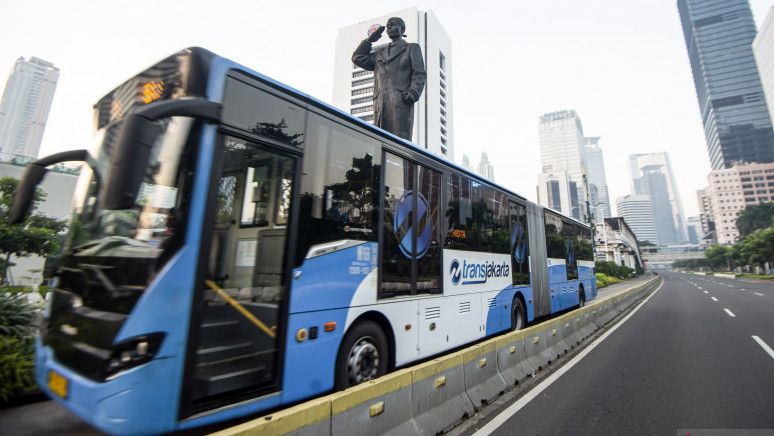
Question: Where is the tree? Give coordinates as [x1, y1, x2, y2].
[0, 177, 67, 284]
[736, 203, 774, 238]
[738, 227, 774, 271]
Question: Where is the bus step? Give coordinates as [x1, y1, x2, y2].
[196, 340, 254, 363]
[195, 352, 275, 397]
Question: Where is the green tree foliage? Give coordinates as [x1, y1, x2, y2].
[735, 203, 774, 238]
[0, 292, 39, 401]
[0, 176, 67, 283]
[595, 261, 635, 279]
[677, 227, 774, 272]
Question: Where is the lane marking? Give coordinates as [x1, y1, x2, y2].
[724, 308, 736, 317]
[698, 287, 703, 290]
[740, 288, 746, 291]
[752, 336, 774, 360]
[471, 280, 664, 436]
[711, 297, 718, 302]
[755, 292, 764, 296]
[727, 284, 734, 288]
[703, 291, 708, 294]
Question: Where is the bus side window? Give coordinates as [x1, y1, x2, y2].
[446, 173, 473, 250]
[294, 113, 380, 266]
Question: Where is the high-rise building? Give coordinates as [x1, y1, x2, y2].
[537, 110, 588, 222]
[616, 194, 658, 245]
[461, 153, 473, 171]
[703, 161, 774, 244]
[696, 187, 716, 246]
[678, 0, 774, 169]
[538, 171, 582, 220]
[333, 7, 453, 159]
[686, 215, 703, 244]
[753, 6, 774, 127]
[629, 152, 686, 244]
[0, 56, 59, 160]
[477, 152, 494, 180]
[583, 137, 611, 219]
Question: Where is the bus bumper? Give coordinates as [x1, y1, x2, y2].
[35, 338, 178, 435]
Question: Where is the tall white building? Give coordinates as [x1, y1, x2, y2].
[629, 152, 686, 244]
[333, 7, 453, 159]
[753, 6, 774, 127]
[537, 171, 582, 219]
[537, 110, 588, 222]
[477, 152, 494, 180]
[461, 153, 473, 171]
[583, 137, 611, 219]
[616, 194, 657, 245]
[0, 57, 59, 160]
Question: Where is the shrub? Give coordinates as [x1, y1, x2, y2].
[0, 292, 39, 337]
[595, 261, 635, 280]
[0, 336, 35, 401]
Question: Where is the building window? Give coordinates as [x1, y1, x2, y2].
[440, 137, 447, 145]
[440, 89, 446, 99]
[440, 80, 446, 89]
[352, 78, 373, 87]
[351, 96, 371, 105]
[352, 70, 372, 79]
[351, 105, 373, 115]
[358, 114, 374, 122]
[440, 70, 446, 81]
[440, 127, 447, 136]
[439, 51, 446, 71]
[440, 108, 446, 117]
[352, 87, 373, 96]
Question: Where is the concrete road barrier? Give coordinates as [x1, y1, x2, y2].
[211, 275, 662, 436]
[495, 330, 534, 386]
[410, 353, 474, 435]
[462, 340, 507, 409]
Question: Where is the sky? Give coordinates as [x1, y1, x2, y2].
[0, 0, 771, 219]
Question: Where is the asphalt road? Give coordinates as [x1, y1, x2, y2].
[464, 271, 774, 435]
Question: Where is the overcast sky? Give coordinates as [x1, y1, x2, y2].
[1, 0, 771, 218]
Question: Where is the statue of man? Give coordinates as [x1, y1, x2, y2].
[352, 17, 426, 141]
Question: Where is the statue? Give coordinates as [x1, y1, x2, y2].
[352, 17, 426, 141]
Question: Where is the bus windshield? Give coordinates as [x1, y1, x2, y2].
[56, 116, 195, 314]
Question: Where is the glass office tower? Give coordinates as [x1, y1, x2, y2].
[678, 0, 774, 169]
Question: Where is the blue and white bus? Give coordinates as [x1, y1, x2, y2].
[12, 48, 596, 434]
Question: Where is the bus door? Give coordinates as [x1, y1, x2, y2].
[380, 152, 442, 356]
[185, 135, 298, 411]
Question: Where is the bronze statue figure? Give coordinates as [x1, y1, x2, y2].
[352, 17, 426, 141]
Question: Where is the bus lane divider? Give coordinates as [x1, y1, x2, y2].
[210, 275, 662, 436]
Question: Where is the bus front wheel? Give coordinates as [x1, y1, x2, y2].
[335, 320, 389, 389]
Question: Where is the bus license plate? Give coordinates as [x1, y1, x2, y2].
[48, 370, 68, 399]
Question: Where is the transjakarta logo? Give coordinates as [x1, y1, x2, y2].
[449, 258, 510, 285]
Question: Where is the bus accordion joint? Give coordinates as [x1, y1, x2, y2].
[205, 279, 276, 338]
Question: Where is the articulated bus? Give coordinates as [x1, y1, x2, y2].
[12, 48, 596, 434]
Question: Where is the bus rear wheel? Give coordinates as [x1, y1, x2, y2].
[511, 297, 526, 331]
[335, 320, 389, 389]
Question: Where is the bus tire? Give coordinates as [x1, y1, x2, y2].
[579, 285, 586, 307]
[335, 320, 389, 390]
[511, 296, 526, 331]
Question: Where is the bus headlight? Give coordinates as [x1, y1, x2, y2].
[105, 333, 165, 379]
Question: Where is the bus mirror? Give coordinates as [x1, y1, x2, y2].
[101, 98, 221, 211]
[9, 150, 90, 224]
[101, 114, 163, 210]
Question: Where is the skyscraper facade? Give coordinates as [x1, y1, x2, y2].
[537, 171, 582, 220]
[753, 6, 774, 127]
[537, 110, 588, 222]
[0, 56, 59, 160]
[333, 7, 453, 159]
[678, 0, 774, 169]
[616, 194, 658, 245]
[583, 137, 611, 219]
[477, 152, 494, 180]
[629, 152, 687, 244]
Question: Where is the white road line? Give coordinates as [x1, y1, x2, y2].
[752, 336, 774, 360]
[698, 287, 703, 290]
[724, 308, 736, 317]
[711, 297, 718, 302]
[703, 291, 708, 294]
[755, 292, 764, 296]
[470, 281, 663, 436]
[727, 284, 734, 288]
[740, 288, 746, 291]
